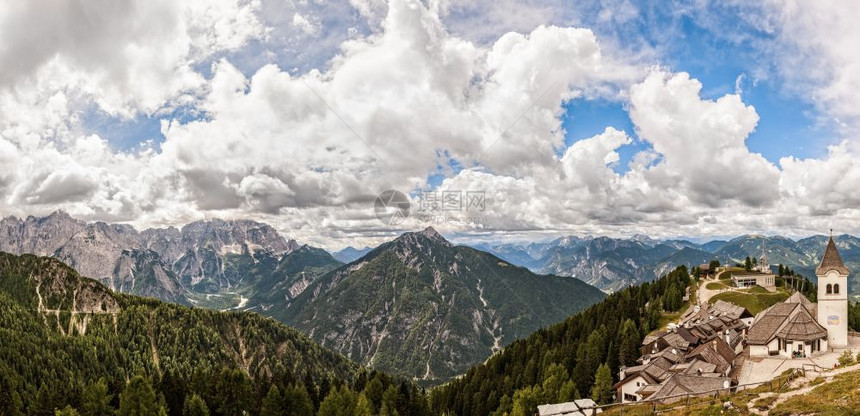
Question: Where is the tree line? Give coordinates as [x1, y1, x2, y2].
[429, 266, 692, 415]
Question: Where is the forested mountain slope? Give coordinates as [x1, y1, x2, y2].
[0, 252, 429, 415]
[282, 227, 606, 385]
[430, 266, 692, 416]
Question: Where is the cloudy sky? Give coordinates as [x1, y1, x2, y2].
[1, 0, 859, 249]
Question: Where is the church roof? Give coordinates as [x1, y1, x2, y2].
[817, 236, 850, 275]
[786, 292, 817, 318]
[776, 307, 827, 342]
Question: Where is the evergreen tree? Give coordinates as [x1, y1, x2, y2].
[778, 264, 785, 276]
[618, 319, 640, 367]
[283, 384, 314, 416]
[0, 375, 23, 416]
[379, 385, 400, 416]
[590, 363, 613, 405]
[181, 395, 209, 416]
[509, 386, 543, 416]
[361, 377, 384, 413]
[213, 369, 253, 416]
[117, 376, 165, 416]
[317, 385, 363, 416]
[55, 406, 80, 416]
[80, 379, 113, 416]
[261, 385, 285, 416]
[744, 256, 752, 271]
[709, 260, 721, 273]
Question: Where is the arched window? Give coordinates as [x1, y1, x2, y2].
[834, 284, 840, 295]
[826, 284, 833, 295]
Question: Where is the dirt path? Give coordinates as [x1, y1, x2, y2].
[697, 270, 745, 305]
[745, 360, 860, 414]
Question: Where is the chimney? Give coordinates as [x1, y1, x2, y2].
[712, 339, 718, 352]
[725, 330, 731, 345]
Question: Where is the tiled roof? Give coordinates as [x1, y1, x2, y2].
[537, 399, 598, 416]
[786, 291, 817, 319]
[675, 359, 717, 375]
[777, 307, 827, 341]
[648, 374, 731, 402]
[816, 236, 850, 275]
[710, 300, 752, 320]
[747, 301, 800, 345]
[684, 338, 735, 374]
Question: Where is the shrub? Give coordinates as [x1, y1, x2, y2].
[838, 350, 855, 367]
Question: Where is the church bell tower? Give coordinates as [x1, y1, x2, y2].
[816, 233, 849, 348]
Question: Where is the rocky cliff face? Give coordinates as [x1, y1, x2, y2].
[141, 219, 299, 290]
[0, 211, 86, 256]
[0, 212, 300, 303]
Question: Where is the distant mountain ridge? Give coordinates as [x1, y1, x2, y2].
[474, 234, 860, 295]
[331, 246, 372, 263]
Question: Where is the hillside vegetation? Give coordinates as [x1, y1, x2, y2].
[0, 252, 431, 416]
[430, 266, 691, 415]
[282, 229, 606, 384]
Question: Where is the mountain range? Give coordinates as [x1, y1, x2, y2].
[0, 211, 301, 305]
[0, 212, 606, 384]
[476, 234, 860, 296]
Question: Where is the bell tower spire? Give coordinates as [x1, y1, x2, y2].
[817, 233, 849, 348]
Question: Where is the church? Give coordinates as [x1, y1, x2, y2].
[747, 236, 850, 357]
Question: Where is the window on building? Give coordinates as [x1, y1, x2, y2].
[827, 284, 833, 295]
[834, 284, 840, 294]
[623, 393, 638, 402]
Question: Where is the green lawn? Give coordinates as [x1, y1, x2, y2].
[708, 289, 789, 315]
[719, 267, 745, 280]
[705, 281, 729, 290]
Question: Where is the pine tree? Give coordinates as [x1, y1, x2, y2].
[379, 385, 400, 416]
[317, 386, 361, 416]
[361, 377, 384, 413]
[80, 379, 113, 416]
[182, 394, 209, 416]
[55, 406, 80, 416]
[590, 363, 613, 405]
[618, 319, 640, 367]
[118, 376, 166, 416]
[283, 384, 314, 416]
[213, 369, 253, 416]
[509, 386, 543, 416]
[261, 386, 285, 416]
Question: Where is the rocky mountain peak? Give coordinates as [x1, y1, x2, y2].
[412, 226, 452, 246]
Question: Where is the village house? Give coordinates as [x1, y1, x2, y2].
[731, 272, 776, 289]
